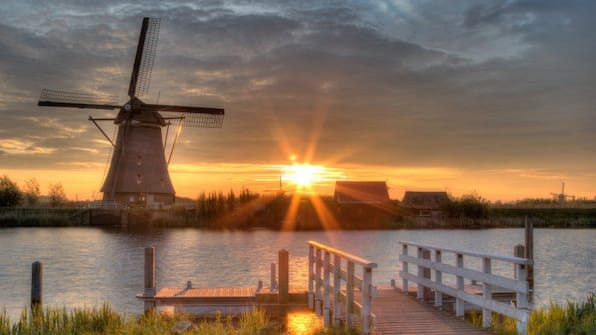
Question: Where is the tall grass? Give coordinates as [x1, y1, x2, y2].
[0, 305, 279, 335]
[467, 293, 596, 335]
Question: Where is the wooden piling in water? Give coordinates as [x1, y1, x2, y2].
[31, 261, 42, 308]
[144, 246, 156, 312]
[278, 249, 289, 304]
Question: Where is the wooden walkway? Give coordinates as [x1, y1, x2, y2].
[372, 288, 492, 335]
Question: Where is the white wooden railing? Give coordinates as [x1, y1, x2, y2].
[399, 241, 533, 335]
[308, 241, 377, 335]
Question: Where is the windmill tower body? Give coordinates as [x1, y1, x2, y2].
[38, 18, 224, 208]
[101, 112, 175, 206]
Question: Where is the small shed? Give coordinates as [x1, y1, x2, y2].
[402, 191, 450, 217]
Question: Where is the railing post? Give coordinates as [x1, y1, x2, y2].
[31, 261, 43, 308]
[346, 261, 355, 328]
[315, 247, 322, 314]
[144, 246, 156, 313]
[514, 245, 529, 335]
[417, 247, 423, 300]
[434, 250, 442, 307]
[455, 253, 464, 317]
[402, 244, 408, 294]
[279, 249, 289, 304]
[482, 257, 492, 328]
[422, 249, 432, 300]
[308, 245, 314, 309]
[362, 266, 373, 335]
[323, 250, 331, 326]
[333, 254, 342, 324]
[524, 218, 534, 294]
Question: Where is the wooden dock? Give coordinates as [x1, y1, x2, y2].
[372, 288, 492, 335]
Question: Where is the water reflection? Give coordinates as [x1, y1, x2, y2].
[0, 227, 594, 321]
[286, 310, 322, 335]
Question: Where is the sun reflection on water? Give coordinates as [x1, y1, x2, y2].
[286, 310, 322, 335]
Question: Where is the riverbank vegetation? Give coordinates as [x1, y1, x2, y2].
[0, 305, 282, 335]
[468, 293, 595, 335]
[1, 173, 595, 229]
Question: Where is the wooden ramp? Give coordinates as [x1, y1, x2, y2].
[372, 288, 492, 335]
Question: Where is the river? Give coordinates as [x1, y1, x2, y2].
[0, 227, 594, 320]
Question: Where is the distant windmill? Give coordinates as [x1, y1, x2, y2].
[38, 18, 224, 207]
[550, 182, 575, 204]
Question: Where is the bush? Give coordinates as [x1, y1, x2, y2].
[0, 175, 22, 207]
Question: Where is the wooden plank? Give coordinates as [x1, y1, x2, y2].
[372, 288, 492, 335]
[155, 287, 256, 299]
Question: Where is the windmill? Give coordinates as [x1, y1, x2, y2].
[38, 17, 224, 207]
[550, 182, 575, 204]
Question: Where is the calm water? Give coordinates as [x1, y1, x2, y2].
[0, 227, 594, 319]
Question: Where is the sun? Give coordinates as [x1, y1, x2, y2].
[285, 163, 323, 187]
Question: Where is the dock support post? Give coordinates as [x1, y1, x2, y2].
[279, 249, 289, 304]
[315, 248, 322, 314]
[31, 261, 42, 309]
[308, 245, 314, 309]
[402, 244, 408, 294]
[514, 244, 529, 335]
[323, 251, 331, 326]
[144, 246, 156, 313]
[482, 257, 493, 328]
[345, 261, 355, 328]
[455, 253, 465, 317]
[524, 218, 534, 294]
[333, 254, 342, 324]
[422, 249, 432, 300]
[434, 250, 442, 307]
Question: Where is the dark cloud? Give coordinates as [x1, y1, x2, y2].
[0, 0, 595, 198]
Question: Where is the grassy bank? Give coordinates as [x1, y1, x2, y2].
[0, 305, 280, 335]
[468, 293, 595, 335]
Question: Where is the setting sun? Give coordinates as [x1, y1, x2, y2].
[284, 163, 324, 187]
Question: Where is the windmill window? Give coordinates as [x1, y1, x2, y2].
[136, 174, 143, 184]
[137, 155, 142, 166]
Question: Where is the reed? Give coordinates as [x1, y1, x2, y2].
[467, 293, 595, 335]
[0, 305, 280, 335]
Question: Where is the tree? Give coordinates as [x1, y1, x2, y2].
[0, 175, 22, 207]
[48, 182, 67, 207]
[23, 178, 40, 206]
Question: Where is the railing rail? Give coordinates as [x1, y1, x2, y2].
[308, 241, 377, 335]
[399, 241, 533, 335]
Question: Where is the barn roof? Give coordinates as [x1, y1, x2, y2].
[334, 181, 390, 204]
[402, 191, 450, 209]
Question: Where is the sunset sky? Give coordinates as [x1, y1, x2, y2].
[1, 0, 595, 201]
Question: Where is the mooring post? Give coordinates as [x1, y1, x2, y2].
[31, 261, 42, 308]
[278, 249, 289, 304]
[524, 217, 534, 293]
[144, 246, 156, 312]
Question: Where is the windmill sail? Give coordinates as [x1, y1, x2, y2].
[160, 110, 224, 128]
[38, 89, 119, 110]
[128, 18, 160, 98]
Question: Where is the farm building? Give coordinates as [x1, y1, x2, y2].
[401, 191, 450, 217]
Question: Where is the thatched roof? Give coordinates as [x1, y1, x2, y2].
[334, 181, 390, 204]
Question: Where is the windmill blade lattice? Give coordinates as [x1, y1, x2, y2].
[38, 89, 119, 110]
[133, 18, 160, 97]
[160, 111, 224, 128]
